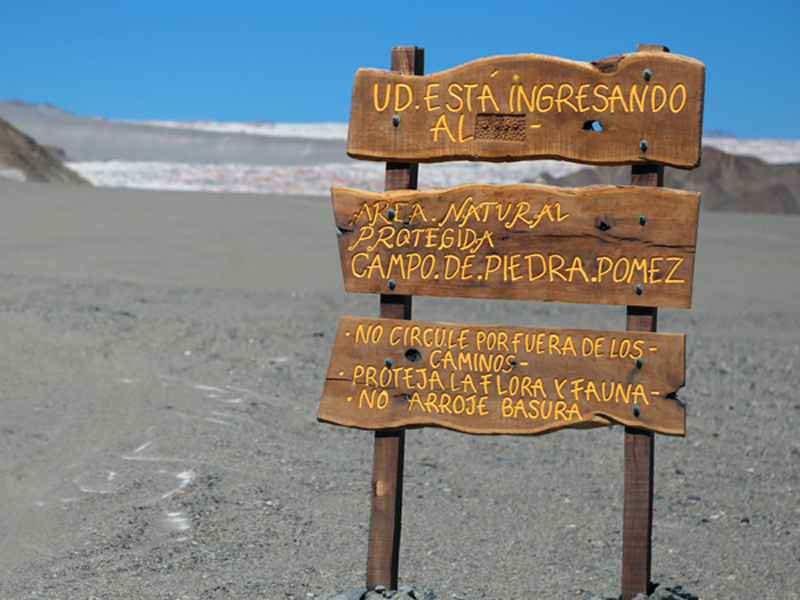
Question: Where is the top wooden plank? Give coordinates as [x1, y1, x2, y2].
[347, 52, 705, 168]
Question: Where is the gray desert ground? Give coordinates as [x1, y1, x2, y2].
[0, 177, 798, 599]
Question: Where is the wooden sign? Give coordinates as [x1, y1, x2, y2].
[347, 52, 705, 168]
[319, 316, 685, 436]
[333, 183, 699, 309]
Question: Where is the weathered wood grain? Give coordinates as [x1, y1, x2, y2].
[368, 429, 404, 590]
[366, 45, 423, 593]
[347, 52, 705, 168]
[623, 305, 658, 600]
[621, 150, 664, 600]
[319, 316, 686, 436]
[333, 183, 699, 308]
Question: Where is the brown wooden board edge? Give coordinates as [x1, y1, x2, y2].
[318, 400, 686, 437]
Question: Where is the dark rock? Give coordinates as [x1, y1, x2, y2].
[650, 583, 699, 600]
[319, 588, 368, 600]
[0, 117, 89, 184]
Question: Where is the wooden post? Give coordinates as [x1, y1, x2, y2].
[621, 43, 667, 599]
[621, 307, 657, 600]
[365, 45, 423, 592]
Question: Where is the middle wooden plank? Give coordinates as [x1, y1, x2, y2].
[333, 184, 700, 309]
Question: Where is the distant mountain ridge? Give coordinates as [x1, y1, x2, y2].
[532, 147, 800, 214]
[0, 99, 79, 117]
[0, 100, 349, 165]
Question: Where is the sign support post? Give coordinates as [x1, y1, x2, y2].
[622, 44, 667, 600]
[366, 45, 424, 592]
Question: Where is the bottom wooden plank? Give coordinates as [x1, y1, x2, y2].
[319, 316, 686, 436]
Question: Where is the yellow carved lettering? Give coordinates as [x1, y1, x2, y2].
[628, 257, 648, 283]
[651, 85, 667, 112]
[505, 201, 532, 228]
[396, 229, 411, 247]
[513, 399, 528, 419]
[347, 226, 374, 251]
[613, 257, 631, 283]
[670, 84, 686, 113]
[359, 388, 373, 409]
[430, 114, 456, 142]
[576, 83, 590, 112]
[425, 392, 439, 412]
[408, 391, 425, 411]
[485, 255, 502, 280]
[592, 84, 609, 112]
[556, 83, 577, 112]
[365, 365, 377, 387]
[424, 83, 440, 111]
[594, 336, 605, 358]
[566, 256, 589, 282]
[367, 226, 395, 251]
[608, 84, 629, 113]
[446, 83, 463, 112]
[616, 382, 632, 404]
[351, 252, 369, 278]
[463, 84, 478, 111]
[633, 383, 649, 405]
[585, 380, 600, 402]
[526, 254, 546, 281]
[570, 378, 584, 401]
[665, 257, 684, 283]
[462, 373, 476, 392]
[387, 254, 405, 279]
[366, 254, 386, 279]
[649, 257, 663, 283]
[629, 84, 648, 112]
[395, 83, 412, 112]
[478, 84, 499, 112]
[566, 403, 582, 420]
[537, 84, 554, 112]
[429, 369, 444, 390]
[528, 399, 539, 418]
[549, 254, 567, 281]
[549, 333, 562, 355]
[458, 113, 473, 142]
[517, 85, 537, 112]
[408, 202, 428, 223]
[502, 397, 513, 417]
[374, 83, 391, 112]
[554, 401, 568, 420]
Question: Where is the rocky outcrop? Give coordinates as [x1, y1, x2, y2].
[0, 116, 89, 184]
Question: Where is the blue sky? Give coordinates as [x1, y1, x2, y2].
[2, 1, 797, 138]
